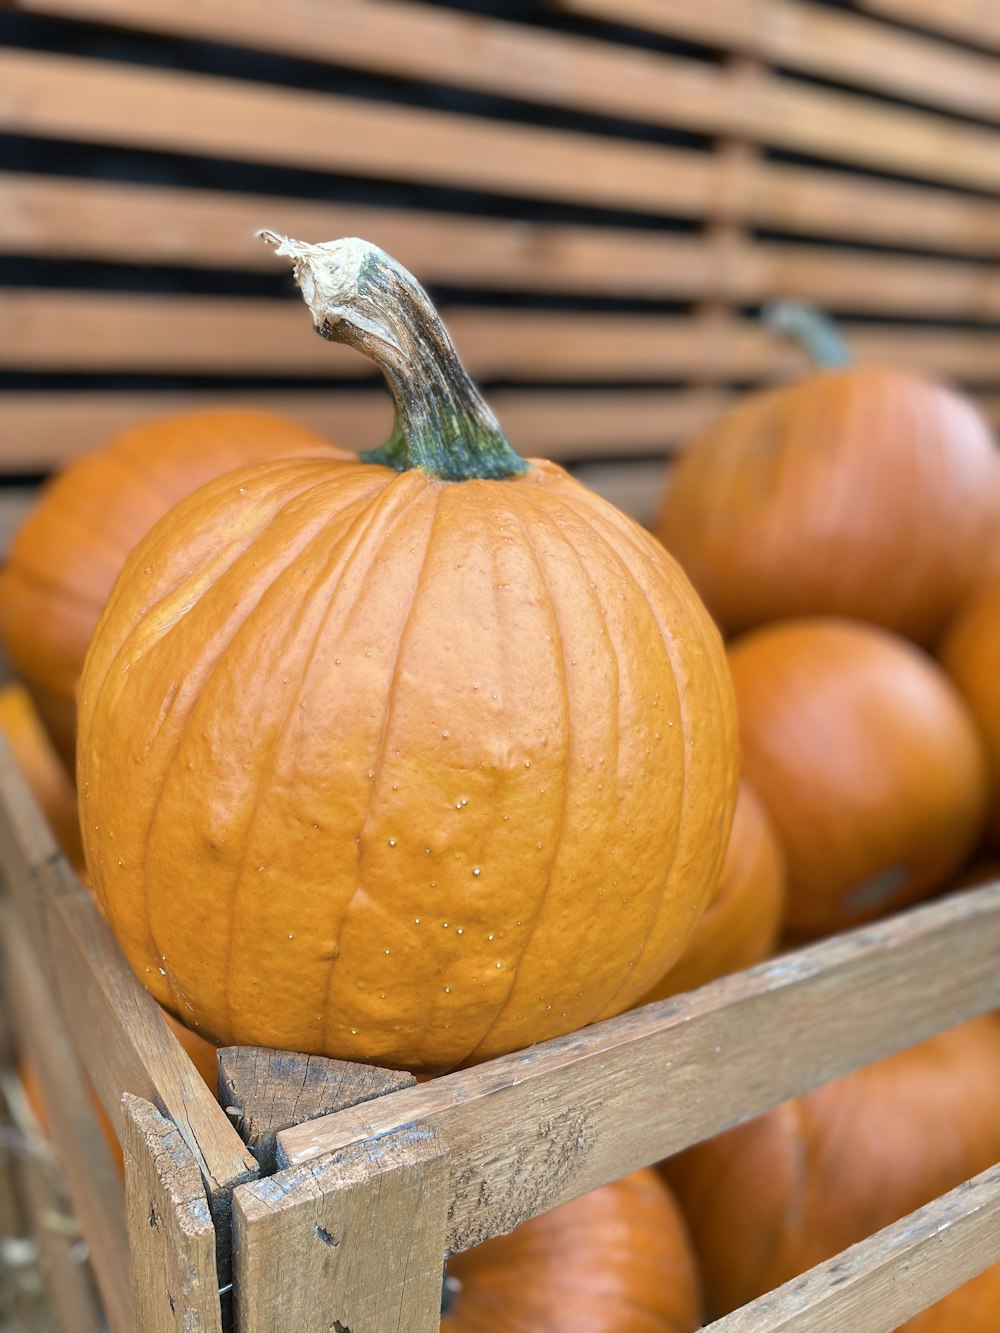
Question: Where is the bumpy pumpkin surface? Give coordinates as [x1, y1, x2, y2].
[639, 779, 786, 1003]
[938, 579, 1000, 848]
[77, 237, 738, 1074]
[0, 408, 340, 764]
[728, 618, 989, 938]
[442, 1169, 701, 1332]
[656, 363, 999, 645]
[663, 1015, 1000, 1320]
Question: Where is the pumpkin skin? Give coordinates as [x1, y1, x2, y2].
[0, 408, 341, 765]
[639, 780, 786, 1003]
[442, 1169, 701, 1333]
[938, 580, 1000, 847]
[78, 451, 738, 1074]
[728, 618, 989, 939]
[0, 682, 83, 870]
[664, 1015, 1000, 1320]
[656, 368, 999, 645]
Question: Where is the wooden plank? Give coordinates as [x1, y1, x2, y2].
[706, 1161, 1000, 1333]
[233, 1127, 449, 1333]
[0, 389, 728, 473]
[277, 880, 1000, 1254]
[1, 900, 133, 1333]
[121, 1095, 223, 1333]
[859, 0, 1000, 55]
[217, 1048, 413, 1174]
[0, 49, 717, 220]
[0, 743, 259, 1287]
[560, 0, 1000, 121]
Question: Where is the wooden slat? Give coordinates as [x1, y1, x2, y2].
[1, 900, 133, 1333]
[560, 0, 1000, 121]
[7, 292, 1000, 384]
[0, 743, 259, 1286]
[707, 1161, 1000, 1332]
[0, 49, 717, 220]
[10, 173, 1000, 309]
[859, 0, 1000, 55]
[0, 389, 729, 471]
[233, 1127, 449, 1333]
[121, 1096, 224, 1333]
[276, 881, 1000, 1254]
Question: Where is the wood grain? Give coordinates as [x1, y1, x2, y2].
[0, 742, 258, 1289]
[233, 1127, 449, 1333]
[859, 0, 1000, 55]
[277, 880, 1000, 1254]
[0, 899, 133, 1333]
[121, 1095, 223, 1333]
[218, 1048, 413, 1174]
[706, 1161, 1000, 1332]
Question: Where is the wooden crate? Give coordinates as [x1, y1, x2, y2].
[3, 0, 1000, 538]
[3, 732, 1000, 1332]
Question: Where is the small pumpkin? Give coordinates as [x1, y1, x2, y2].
[655, 305, 999, 645]
[77, 235, 738, 1075]
[663, 1014, 1000, 1320]
[938, 579, 1000, 847]
[442, 1169, 701, 1332]
[728, 617, 989, 938]
[639, 780, 786, 1002]
[0, 408, 341, 765]
[0, 681, 83, 869]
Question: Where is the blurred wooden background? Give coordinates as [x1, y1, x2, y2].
[2, 0, 1000, 539]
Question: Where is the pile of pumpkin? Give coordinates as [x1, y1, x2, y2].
[1, 232, 998, 1329]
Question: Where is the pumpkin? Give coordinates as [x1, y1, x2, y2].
[655, 306, 999, 645]
[663, 1014, 1000, 1320]
[442, 1169, 701, 1332]
[728, 617, 989, 939]
[638, 780, 786, 1002]
[0, 681, 83, 869]
[938, 579, 1000, 847]
[0, 408, 341, 766]
[76, 234, 738, 1076]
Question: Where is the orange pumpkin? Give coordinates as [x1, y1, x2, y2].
[442, 1169, 701, 1332]
[0, 682, 83, 869]
[664, 1014, 1000, 1320]
[639, 780, 786, 1002]
[0, 408, 341, 765]
[77, 235, 738, 1075]
[938, 579, 1000, 847]
[656, 314, 999, 645]
[728, 618, 989, 939]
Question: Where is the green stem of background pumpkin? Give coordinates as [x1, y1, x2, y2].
[761, 300, 852, 369]
[260, 231, 528, 481]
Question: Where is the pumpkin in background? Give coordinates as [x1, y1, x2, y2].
[0, 682, 83, 870]
[639, 780, 786, 1003]
[443, 1169, 701, 1332]
[0, 408, 342, 766]
[728, 618, 988, 939]
[663, 1015, 1000, 1320]
[77, 235, 738, 1076]
[938, 580, 1000, 847]
[655, 306, 999, 645]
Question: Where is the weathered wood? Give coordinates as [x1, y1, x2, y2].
[218, 1048, 413, 1174]
[0, 742, 259, 1289]
[859, 0, 1000, 55]
[233, 1127, 449, 1333]
[706, 1161, 1000, 1332]
[0, 899, 133, 1333]
[278, 881, 1000, 1254]
[121, 1095, 223, 1333]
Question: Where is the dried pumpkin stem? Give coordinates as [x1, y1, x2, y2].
[761, 300, 852, 369]
[259, 231, 528, 481]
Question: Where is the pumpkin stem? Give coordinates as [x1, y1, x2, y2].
[259, 231, 529, 481]
[761, 300, 852, 369]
